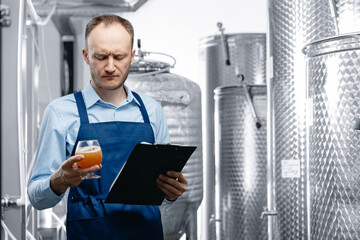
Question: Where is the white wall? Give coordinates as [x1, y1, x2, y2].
[121, 0, 268, 85]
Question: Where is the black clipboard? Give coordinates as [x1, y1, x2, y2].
[105, 143, 197, 205]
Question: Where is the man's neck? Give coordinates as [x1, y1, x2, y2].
[91, 82, 127, 107]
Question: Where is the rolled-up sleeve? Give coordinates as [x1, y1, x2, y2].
[27, 104, 67, 210]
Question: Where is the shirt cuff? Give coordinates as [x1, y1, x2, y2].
[164, 196, 180, 204]
[43, 177, 65, 201]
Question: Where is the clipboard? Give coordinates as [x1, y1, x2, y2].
[105, 143, 197, 205]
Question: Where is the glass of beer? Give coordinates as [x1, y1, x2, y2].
[75, 140, 102, 179]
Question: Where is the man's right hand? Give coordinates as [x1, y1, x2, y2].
[50, 155, 102, 195]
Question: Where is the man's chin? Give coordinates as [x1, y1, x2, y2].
[91, 76, 127, 91]
[97, 81, 124, 91]
[102, 84, 123, 91]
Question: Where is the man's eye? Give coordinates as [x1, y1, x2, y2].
[114, 55, 126, 61]
[95, 55, 106, 60]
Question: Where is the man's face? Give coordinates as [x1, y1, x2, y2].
[83, 23, 134, 91]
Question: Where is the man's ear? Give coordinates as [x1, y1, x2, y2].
[82, 48, 89, 64]
[130, 50, 135, 64]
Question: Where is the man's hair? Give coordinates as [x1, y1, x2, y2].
[85, 14, 134, 49]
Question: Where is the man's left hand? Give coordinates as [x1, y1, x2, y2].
[156, 171, 188, 201]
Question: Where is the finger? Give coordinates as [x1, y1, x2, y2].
[78, 164, 101, 176]
[157, 183, 177, 200]
[157, 177, 185, 195]
[163, 172, 188, 185]
[158, 174, 179, 187]
[165, 171, 180, 178]
[157, 180, 183, 200]
[166, 171, 188, 184]
[156, 178, 186, 199]
[177, 173, 188, 185]
[63, 155, 84, 168]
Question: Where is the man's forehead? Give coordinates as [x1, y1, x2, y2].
[88, 22, 129, 39]
[87, 25, 131, 50]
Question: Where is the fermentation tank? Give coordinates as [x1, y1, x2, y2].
[199, 32, 266, 240]
[268, 0, 360, 239]
[303, 34, 360, 239]
[214, 85, 267, 240]
[126, 50, 203, 240]
[268, 0, 338, 238]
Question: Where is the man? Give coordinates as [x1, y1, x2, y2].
[28, 14, 187, 239]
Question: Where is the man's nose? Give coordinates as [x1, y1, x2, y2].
[105, 57, 115, 72]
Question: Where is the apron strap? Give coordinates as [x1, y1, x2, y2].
[132, 91, 151, 124]
[74, 91, 90, 124]
[75, 91, 150, 125]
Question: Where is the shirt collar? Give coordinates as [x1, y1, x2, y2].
[81, 81, 141, 109]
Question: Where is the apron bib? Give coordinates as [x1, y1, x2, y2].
[66, 91, 163, 240]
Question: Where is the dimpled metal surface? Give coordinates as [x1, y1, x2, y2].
[200, 33, 266, 240]
[214, 85, 267, 240]
[270, 0, 336, 239]
[127, 72, 203, 239]
[305, 35, 360, 240]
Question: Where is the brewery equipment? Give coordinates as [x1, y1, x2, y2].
[199, 29, 266, 240]
[303, 33, 360, 239]
[214, 84, 267, 240]
[126, 45, 203, 239]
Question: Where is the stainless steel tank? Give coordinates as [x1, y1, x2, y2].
[126, 53, 203, 240]
[332, 0, 360, 34]
[199, 32, 266, 240]
[303, 33, 360, 240]
[268, 0, 339, 239]
[214, 85, 267, 240]
[269, 0, 360, 239]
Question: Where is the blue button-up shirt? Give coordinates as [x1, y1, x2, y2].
[28, 82, 171, 210]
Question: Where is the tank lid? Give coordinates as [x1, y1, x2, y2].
[302, 33, 360, 57]
[130, 40, 176, 75]
[199, 33, 266, 45]
[214, 84, 266, 95]
[130, 58, 171, 74]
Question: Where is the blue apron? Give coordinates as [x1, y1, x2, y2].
[66, 91, 164, 240]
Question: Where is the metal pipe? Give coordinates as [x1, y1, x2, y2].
[26, 0, 56, 26]
[306, 69, 311, 240]
[52, 211, 66, 234]
[265, 0, 277, 239]
[0, 0, 2, 225]
[1, 220, 17, 240]
[217, 22, 231, 66]
[25, 22, 40, 188]
[185, 209, 197, 240]
[130, 48, 177, 77]
[265, 47, 277, 240]
[17, 1, 27, 239]
[17, 0, 26, 206]
[238, 70, 262, 129]
[26, 230, 36, 240]
[328, 0, 339, 35]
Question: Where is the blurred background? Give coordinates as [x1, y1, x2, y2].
[1, 0, 360, 239]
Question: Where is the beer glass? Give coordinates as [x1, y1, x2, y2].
[75, 140, 102, 179]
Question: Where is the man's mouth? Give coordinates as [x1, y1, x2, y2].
[102, 75, 118, 79]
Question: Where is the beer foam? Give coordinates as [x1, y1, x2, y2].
[77, 145, 101, 153]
